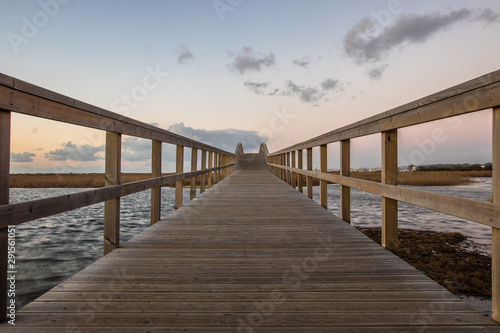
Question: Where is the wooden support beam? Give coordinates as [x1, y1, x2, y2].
[200, 150, 207, 194]
[291, 151, 296, 188]
[493, 107, 500, 322]
[297, 149, 303, 193]
[207, 152, 213, 189]
[213, 153, 218, 184]
[286, 152, 291, 185]
[381, 130, 399, 251]
[0, 110, 10, 322]
[150, 140, 162, 225]
[217, 154, 222, 183]
[103, 132, 121, 256]
[190, 148, 197, 200]
[175, 145, 184, 210]
[320, 144, 328, 209]
[306, 148, 313, 199]
[340, 140, 351, 223]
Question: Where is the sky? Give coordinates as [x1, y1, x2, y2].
[1, 0, 499, 173]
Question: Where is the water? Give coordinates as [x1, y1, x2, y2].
[9, 187, 193, 310]
[312, 177, 493, 246]
[8, 179, 492, 310]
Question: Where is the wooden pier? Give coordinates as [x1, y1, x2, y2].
[1, 154, 498, 332]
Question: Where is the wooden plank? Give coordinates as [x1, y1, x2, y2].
[175, 145, 184, 210]
[103, 132, 121, 255]
[0, 74, 234, 156]
[382, 130, 399, 251]
[493, 107, 500, 322]
[150, 140, 161, 225]
[190, 148, 197, 200]
[270, 70, 500, 155]
[340, 139, 350, 223]
[2, 153, 496, 330]
[291, 151, 296, 188]
[0, 110, 9, 322]
[320, 144, 327, 209]
[200, 150, 207, 194]
[307, 148, 313, 199]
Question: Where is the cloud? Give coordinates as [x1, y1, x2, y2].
[122, 137, 152, 162]
[45, 142, 105, 161]
[292, 56, 312, 68]
[367, 64, 388, 81]
[228, 46, 276, 75]
[177, 45, 194, 65]
[343, 8, 499, 65]
[321, 78, 341, 91]
[243, 78, 344, 104]
[168, 123, 267, 152]
[11, 152, 36, 163]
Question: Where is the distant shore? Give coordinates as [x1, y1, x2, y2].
[9, 170, 491, 188]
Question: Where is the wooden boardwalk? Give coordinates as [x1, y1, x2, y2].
[2, 153, 499, 332]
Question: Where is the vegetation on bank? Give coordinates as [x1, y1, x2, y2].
[357, 227, 491, 297]
[9, 170, 492, 188]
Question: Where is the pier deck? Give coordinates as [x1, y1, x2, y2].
[2, 154, 498, 332]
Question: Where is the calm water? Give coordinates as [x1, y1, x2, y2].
[9, 179, 492, 309]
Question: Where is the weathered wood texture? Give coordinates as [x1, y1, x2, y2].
[3, 154, 496, 331]
[0, 110, 10, 322]
[103, 132, 121, 256]
[493, 107, 500, 322]
[150, 140, 162, 225]
[381, 130, 399, 251]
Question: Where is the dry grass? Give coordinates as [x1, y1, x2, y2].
[348, 170, 491, 186]
[9, 173, 201, 188]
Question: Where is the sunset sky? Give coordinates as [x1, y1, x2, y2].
[1, 0, 499, 173]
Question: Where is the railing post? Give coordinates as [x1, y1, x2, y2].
[104, 131, 121, 255]
[291, 151, 296, 189]
[151, 140, 162, 226]
[381, 130, 399, 251]
[0, 110, 11, 322]
[218, 153, 222, 182]
[297, 150, 303, 193]
[200, 150, 207, 194]
[306, 148, 313, 199]
[175, 145, 184, 210]
[320, 144, 328, 209]
[207, 151, 213, 189]
[190, 148, 197, 200]
[341, 140, 351, 223]
[286, 152, 291, 185]
[492, 107, 500, 322]
[214, 153, 219, 184]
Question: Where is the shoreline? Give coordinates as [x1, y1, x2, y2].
[9, 170, 492, 188]
[357, 227, 492, 317]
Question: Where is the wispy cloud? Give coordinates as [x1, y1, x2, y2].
[11, 152, 36, 163]
[344, 8, 499, 65]
[177, 45, 194, 65]
[244, 78, 344, 104]
[367, 64, 388, 81]
[292, 55, 312, 68]
[228, 46, 276, 75]
[45, 142, 105, 161]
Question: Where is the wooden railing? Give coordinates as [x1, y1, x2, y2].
[259, 69, 500, 321]
[0, 73, 244, 321]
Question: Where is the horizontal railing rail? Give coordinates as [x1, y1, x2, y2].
[0, 73, 244, 322]
[259, 68, 500, 321]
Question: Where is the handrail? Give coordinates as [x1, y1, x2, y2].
[0, 73, 243, 322]
[259, 69, 500, 322]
